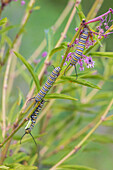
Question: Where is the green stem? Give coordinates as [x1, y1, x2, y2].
[60, 24, 82, 68]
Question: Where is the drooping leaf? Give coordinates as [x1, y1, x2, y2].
[49, 45, 65, 59]
[71, 71, 104, 80]
[60, 76, 101, 89]
[89, 52, 113, 58]
[14, 51, 40, 91]
[91, 134, 113, 144]
[45, 93, 78, 101]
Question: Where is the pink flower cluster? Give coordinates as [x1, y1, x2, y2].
[63, 52, 95, 71]
[13, 0, 25, 6]
[79, 55, 95, 71]
[62, 52, 74, 66]
[86, 8, 113, 39]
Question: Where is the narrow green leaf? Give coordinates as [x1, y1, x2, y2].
[17, 88, 24, 109]
[45, 28, 53, 54]
[49, 45, 65, 58]
[61, 76, 101, 89]
[89, 52, 113, 58]
[8, 100, 18, 124]
[45, 93, 78, 101]
[14, 51, 40, 91]
[58, 165, 96, 170]
[76, 7, 86, 21]
[5, 35, 12, 47]
[0, 25, 16, 34]
[0, 17, 7, 26]
[71, 71, 104, 80]
[91, 134, 113, 144]
[29, 154, 38, 166]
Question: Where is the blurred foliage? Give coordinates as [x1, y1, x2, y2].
[0, 0, 113, 170]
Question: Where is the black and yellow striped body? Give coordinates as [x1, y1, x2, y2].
[25, 100, 45, 134]
[70, 27, 89, 66]
[35, 67, 61, 102]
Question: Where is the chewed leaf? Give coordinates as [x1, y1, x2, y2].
[14, 51, 40, 91]
[45, 93, 78, 101]
[61, 76, 101, 89]
[89, 52, 113, 58]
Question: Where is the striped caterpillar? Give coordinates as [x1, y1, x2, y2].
[20, 100, 45, 145]
[65, 24, 89, 77]
[28, 66, 61, 104]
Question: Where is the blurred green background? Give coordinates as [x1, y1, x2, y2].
[1, 0, 113, 170]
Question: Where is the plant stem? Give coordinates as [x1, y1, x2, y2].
[50, 98, 113, 170]
[55, 0, 81, 48]
[60, 24, 82, 68]
[85, 8, 113, 25]
[86, 0, 103, 20]
[2, 54, 12, 138]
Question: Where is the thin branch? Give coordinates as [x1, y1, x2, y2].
[55, 0, 81, 48]
[2, 53, 12, 138]
[86, 0, 103, 20]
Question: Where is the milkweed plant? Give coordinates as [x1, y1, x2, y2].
[0, 0, 113, 169]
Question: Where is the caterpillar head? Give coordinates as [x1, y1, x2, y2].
[55, 66, 61, 72]
[25, 128, 31, 134]
[82, 19, 86, 24]
[20, 128, 37, 145]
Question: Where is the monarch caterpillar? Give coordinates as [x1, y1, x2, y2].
[20, 100, 45, 145]
[28, 66, 61, 104]
[65, 24, 89, 77]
